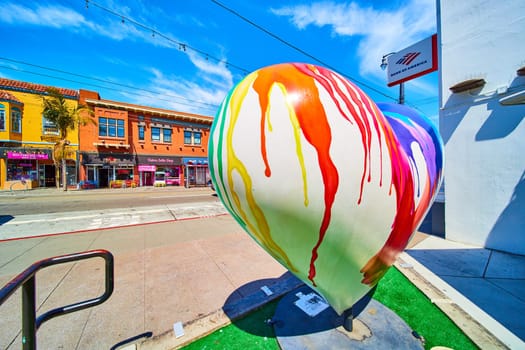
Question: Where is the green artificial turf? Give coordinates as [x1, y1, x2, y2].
[182, 267, 478, 350]
[374, 268, 478, 350]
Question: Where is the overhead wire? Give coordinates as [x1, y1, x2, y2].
[86, 0, 398, 103]
[210, 0, 398, 103]
[0, 57, 219, 110]
[0, 64, 219, 114]
[5, 0, 434, 115]
[84, 0, 250, 75]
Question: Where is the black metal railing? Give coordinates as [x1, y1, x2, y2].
[0, 249, 114, 350]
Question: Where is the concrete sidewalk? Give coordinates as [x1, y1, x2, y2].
[0, 215, 301, 349]
[0, 193, 524, 349]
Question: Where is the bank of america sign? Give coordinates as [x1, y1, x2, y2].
[386, 34, 438, 87]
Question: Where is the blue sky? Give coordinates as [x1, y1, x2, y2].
[0, 0, 438, 123]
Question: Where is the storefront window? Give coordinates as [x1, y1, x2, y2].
[116, 168, 134, 180]
[7, 160, 37, 181]
[160, 167, 181, 186]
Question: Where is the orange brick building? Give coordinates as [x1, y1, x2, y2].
[78, 90, 213, 188]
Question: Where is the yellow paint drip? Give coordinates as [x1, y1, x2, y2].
[225, 73, 296, 271]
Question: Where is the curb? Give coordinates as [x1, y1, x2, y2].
[137, 274, 303, 350]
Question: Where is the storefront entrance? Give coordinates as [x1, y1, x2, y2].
[99, 168, 111, 188]
[141, 171, 154, 186]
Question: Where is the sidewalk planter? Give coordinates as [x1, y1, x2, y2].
[109, 180, 138, 188]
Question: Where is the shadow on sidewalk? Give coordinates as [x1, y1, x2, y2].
[0, 215, 14, 225]
[221, 272, 302, 336]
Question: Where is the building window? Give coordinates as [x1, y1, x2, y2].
[163, 128, 172, 143]
[138, 125, 144, 141]
[0, 103, 5, 131]
[99, 117, 125, 138]
[184, 130, 202, 145]
[42, 116, 59, 135]
[151, 127, 161, 142]
[11, 107, 21, 133]
[184, 130, 192, 144]
[152, 127, 172, 143]
[193, 132, 201, 145]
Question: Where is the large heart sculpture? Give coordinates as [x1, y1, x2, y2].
[208, 63, 443, 315]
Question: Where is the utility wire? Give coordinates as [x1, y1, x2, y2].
[85, 0, 249, 75]
[210, 0, 398, 102]
[0, 57, 218, 109]
[86, 0, 397, 103]
[0, 64, 219, 114]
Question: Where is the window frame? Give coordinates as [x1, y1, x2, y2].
[98, 117, 125, 138]
[11, 107, 21, 133]
[163, 128, 172, 143]
[0, 104, 5, 131]
[151, 127, 161, 142]
[42, 115, 59, 135]
[184, 130, 202, 145]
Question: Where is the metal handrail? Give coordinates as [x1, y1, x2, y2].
[0, 249, 114, 350]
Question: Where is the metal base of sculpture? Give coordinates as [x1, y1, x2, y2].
[272, 285, 424, 349]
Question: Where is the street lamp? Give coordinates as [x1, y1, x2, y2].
[381, 53, 405, 105]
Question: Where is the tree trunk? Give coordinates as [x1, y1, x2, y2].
[55, 164, 60, 189]
[62, 158, 68, 191]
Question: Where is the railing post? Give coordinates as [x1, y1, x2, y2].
[21, 276, 36, 350]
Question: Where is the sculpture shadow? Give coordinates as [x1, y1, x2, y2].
[221, 271, 301, 337]
[0, 215, 14, 226]
[222, 271, 375, 337]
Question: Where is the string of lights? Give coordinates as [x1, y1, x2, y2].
[8, 0, 433, 116]
[82, 0, 398, 103]
[83, 0, 250, 75]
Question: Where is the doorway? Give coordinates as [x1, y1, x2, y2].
[99, 168, 111, 188]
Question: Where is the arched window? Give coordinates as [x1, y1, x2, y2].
[0, 103, 5, 131]
[11, 107, 21, 133]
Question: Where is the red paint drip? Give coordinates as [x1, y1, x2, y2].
[252, 64, 339, 286]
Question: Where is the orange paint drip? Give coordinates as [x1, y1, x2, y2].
[253, 64, 339, 286]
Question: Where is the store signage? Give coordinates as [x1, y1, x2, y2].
[138, 165, 156, 172]
[386, 34, 438, 86]
[183, 157, 208, 165]
[7, 151, 49, 160]
[146, 157, 174, 164]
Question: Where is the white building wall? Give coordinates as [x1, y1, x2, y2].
[439, 0, 525, 254]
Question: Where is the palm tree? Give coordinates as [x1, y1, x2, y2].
[42, 88, 94, 191]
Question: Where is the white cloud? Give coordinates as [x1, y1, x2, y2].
[272, 0, 436, 77]
[124, 56, 233, 116]
[0, 2, 233, 116]
[0, 3, 88, 28]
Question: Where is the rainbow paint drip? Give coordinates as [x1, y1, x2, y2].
[209, 63, 443, 315]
